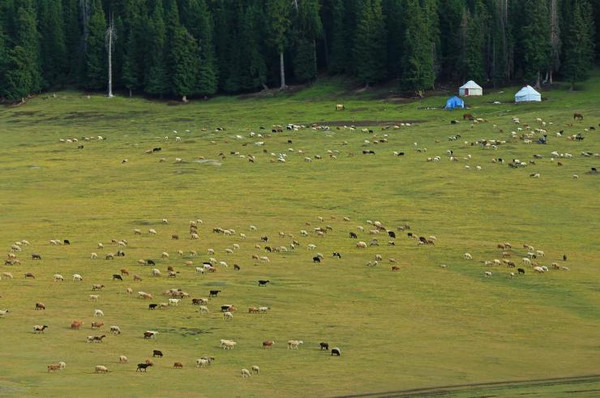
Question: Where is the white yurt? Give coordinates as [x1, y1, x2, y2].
[514, 85, 541, 103]
[459, 80, 483, 96]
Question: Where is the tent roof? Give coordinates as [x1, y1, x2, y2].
[515, 85, 540, 97]
[460, 80, 482, 89]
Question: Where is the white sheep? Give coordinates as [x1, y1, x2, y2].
[119, 355, 128, 363]
[168, 298, 180, 306]
[72, 274, 83, 282]
[110, 326, 121, 335]
[53, 274, 64, 282]
[90, 252, 98, 259]
[148, 229, 157, 235]
[195, 267, 205, 274]
[464, 253, 473, 260]
[287, 340, 303, 349]
[223, 311, 233, 320]
[89, 294, 100, 301]
[199, 306, 209, 313]
[152, 269, 161, 277]
[241, 368, 251, 378]
[94, 309, 104, 317]
[251, 365, 260, 374]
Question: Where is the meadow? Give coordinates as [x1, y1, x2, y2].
[0, 76, 599, 397]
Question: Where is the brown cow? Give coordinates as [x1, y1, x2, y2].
[70, 320, 84, 329]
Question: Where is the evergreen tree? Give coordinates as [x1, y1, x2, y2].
[401, 0, 435, 95]
[384, 0, 404, 79]
[83, 0, 107, 90]
[325, 0, 347, 74]
[38, 0, 67, 88]
[120, 0, 143, 96]
[292, 0, 322, 82]
[561, 0, 595, 89]
[170, 25, 199, 101]
[353, 0, 386, 86]
[266, 0, 291, 89]
[4, 0, 42, 101]
[0, 31, 9, 99]
[461, 2, 487, 82]
[144, 0, 167, 96]
[438, 0, 464, 82]
[185, 0, 217, 95]
[518, 0, 551, 87]
[239, 3, 267, 90]
[62, 0, 81, 83]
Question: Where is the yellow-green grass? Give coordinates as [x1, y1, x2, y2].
[0, 75, 599, 397]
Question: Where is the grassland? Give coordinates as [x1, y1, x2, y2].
[0, 75, 599, 397]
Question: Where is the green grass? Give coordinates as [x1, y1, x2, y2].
[0, 74, 599, 397]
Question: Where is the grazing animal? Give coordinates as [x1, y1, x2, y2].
[262, 340, 275, 349]
[313, 256, 321, 263]
[70, 321, 84, 329]
[31, 253, 42, 260]
[35, 302, 46, 310]
[251, 365, 260, 374]
[53, 274, 64, 282]
[287, 340, 303, 349]
[72, 274, 83, 281]
[209, 290, 221, 297]
[152, 350, 163, 358]
[112, 274, 123, 281]
[144, 331, 158, 339]
[92, 284, 104, 291]
[391, 266, 400, 271]
[349, 232, 358, 239]
[91, 321, 104, 329]
[331, 347, 341, 356]
[233, 264, 241, 270]
[47, 364, 62, 372]
[223, 311, 233, 320]
[336, 104, 345, 111]
[33, 324, 48, 333]
[463, 113, 474, 120]
[320, 342, 329, 350]
[110, 325, 121, 335]
[119, 355, 128, 363]
[258, 280, 270, 287]
[241, 368, 251, 378]
[517, 268, 525, 275]
[94, 309, 104, 317]
[574, 113, 584, 120]
[24, 272, 35, 279]
[333, 252, 342, 258]
[173, 362, 183, 368]
[136, 363, 152, 372]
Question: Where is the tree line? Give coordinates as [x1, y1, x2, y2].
[0, 0, 596, 102]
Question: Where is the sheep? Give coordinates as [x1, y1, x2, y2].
[2, 272, 13, 279]
[110, 325, 121, 335]
[464, 253, 473, 260]
[251, 365, 260, 374]
[33, 324, 48, 333]
[196, 358, 210, 368]
[223, 311, 233, 320]
[53, 274, 64, 282]
[356, 241, 367, 248]
[148, 229, 157, 235]
[72, 274, 83, 282]
[35, 302, 46, 310]
[522, 257, 532, 265]
[168, 298, 180, 306]
[484, 271, 493, 277]
[173, 362, 184, 369]
[92, 284, 104, 291]
[119, 355, 128, 363]
[94, 309, 104, 317]
[331, 347, 341, 356]
[144, 331, 158, 339]
[222, 340, 237, 349]
[161, 251, 169, 259]
[534, 266, 545, 273]
[199, 305, 209, 313]
[287, 340, 303, 349]
[24, 272, 35, 279]
[241, 368, 251, 378]
[136, 363, 152, 372]
[151, 269, 161, 277]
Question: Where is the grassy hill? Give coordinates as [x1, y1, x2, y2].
[0, 74, 599, 397]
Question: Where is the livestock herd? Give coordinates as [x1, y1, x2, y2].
[2, 109, 597, 384]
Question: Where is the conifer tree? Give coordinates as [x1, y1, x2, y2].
[561, 0, 595, 89]
[83, 0, 107, 90]
[266, 0, 291, 89]
[144, 0, 167, 96]
[353, 0, 386, 86]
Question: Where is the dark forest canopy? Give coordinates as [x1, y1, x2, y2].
[0, 0, 597, 101]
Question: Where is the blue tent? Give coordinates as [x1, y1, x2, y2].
[445, 96, 465, 110]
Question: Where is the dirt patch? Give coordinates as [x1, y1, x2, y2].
[312, 120, 425, 127]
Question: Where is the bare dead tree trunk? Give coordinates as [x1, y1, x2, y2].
[105, 14, 116, 98]
[279, 51, 287, 90]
